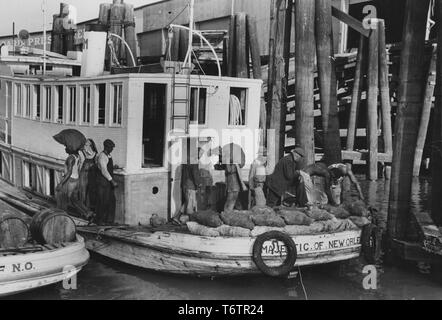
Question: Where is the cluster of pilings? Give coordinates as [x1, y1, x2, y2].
[98, 0, 138, 67]
[51, 3, 78, 56]
[263, 0, 442, 253]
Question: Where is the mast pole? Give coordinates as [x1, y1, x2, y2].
[42, 0, 47, 75]
[187, 0, 195, 69]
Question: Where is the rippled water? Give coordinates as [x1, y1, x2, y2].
[4, 176, 442, 300]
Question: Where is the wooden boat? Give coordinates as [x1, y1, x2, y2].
[77, 224, 361, 277]
[0, 235, 89, 297]
[0, 6, 365, 279]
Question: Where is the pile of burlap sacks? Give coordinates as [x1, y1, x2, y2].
[186, 200, 371, 237]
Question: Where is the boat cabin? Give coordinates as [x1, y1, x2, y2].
[0, 54, 263, 225]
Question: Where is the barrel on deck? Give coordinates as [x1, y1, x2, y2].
[30, 209, 76, 245]
[0, 214, 29, 248]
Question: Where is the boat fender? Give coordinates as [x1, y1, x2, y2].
[361, 223, 382, 265]
[252, 231, 297, 277]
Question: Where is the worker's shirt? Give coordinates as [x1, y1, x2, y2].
[225, 164, 241, 192]
[97, 152, 113, 182]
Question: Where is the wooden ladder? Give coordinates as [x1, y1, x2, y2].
[168, 65, 192, 135]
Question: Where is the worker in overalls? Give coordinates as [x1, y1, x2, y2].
[56, 148, 94, 220]
[95, 139, 118, 225]
[248, 146, 268, 208]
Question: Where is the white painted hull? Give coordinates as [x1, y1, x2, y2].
[79, 227, 362, 277]
[0, 236, 90, 297]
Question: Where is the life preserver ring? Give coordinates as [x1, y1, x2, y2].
[361, 224, 382, 264]
[252, 231, 297, 277]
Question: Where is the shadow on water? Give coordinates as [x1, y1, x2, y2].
[4, 176, 442, 300]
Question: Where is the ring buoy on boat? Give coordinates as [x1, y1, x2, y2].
[361, 224, 382, 264]
[252, 231, 297, 277]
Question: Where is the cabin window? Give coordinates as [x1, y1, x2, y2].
[44, 86, 52, 121]
[143, 84, 166, 168]
[111, 83, 123, 125]
[56, 85, 64, 123]
[24, 84, 31, 118]
[0, 152, 11, 182]
[15, 83, 22, 116]
[229, 87, 247, 126]
[190, 87, 207, 125]
[22, 160, 37, 191]
[34, 85, 41, 120]
[81, 85, 91, 124]
[48, 168, 56, 196]
[96, 84, 106, 125]
[68, 86, 77, 123]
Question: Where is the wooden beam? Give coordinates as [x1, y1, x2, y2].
[346, 35, 366, 151]
[331, 6, 370, 38]
[227, 15, 236, 77]
[235, 12, 248, 78]
[432, 0, 442, 226]
[378, 19, 393, 157]
[413, 45, 437, 177]
[366, 23, 379, 181]
[295, 0, 316, 164]
[268, 0, 291, 160]
[388, 0, 430, 241]
[247, 15, 267, 139]
[316, 0, 342, 165]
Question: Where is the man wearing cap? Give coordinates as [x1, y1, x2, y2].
[95, 139, 118, 225]
[266, 146, 307, 207]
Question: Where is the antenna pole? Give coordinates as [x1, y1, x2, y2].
[42, 0, 47, 75]
[184, 0, 195, 69]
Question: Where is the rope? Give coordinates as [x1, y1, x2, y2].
[298, 266, 309, 300]
[191, 49, 206, 75]
[108, 39, 121, 68]
[229, 94, 243, 126]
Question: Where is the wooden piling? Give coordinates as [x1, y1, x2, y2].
[413, 45, 437, 177]
[227, 15, 236, 77]
[109, 3, 126, 64]
[247, 15, 267, 135]
[268, 0, 291, 161]
[432, 0, 442, 226]
[346, 35, 365, 151]
[235, 12, 248, 78]
[98, 3, 111, 25]
[366, 22, 379, 181]
[248, 16, 262, 80]
[315, 0, 342, 165]
[99, 3, 112, 71]
[124, 3, 138, 67]
[388, 0, 430, 241]
[295, 0, 316, 164]
[378, 19, 393, 158]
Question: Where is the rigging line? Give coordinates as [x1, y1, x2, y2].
[298, 266, 309, 301]
[191, 49, 206, 76]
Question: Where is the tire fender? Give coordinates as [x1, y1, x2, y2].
[252, 231, 297, 277]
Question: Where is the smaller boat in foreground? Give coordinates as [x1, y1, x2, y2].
[0, 235, 89, 297]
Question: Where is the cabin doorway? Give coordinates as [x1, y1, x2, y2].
[143, 84, 167, 168]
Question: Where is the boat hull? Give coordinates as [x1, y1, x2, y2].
[79, 228, 362, 277]
[0, 236, 90, 297]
